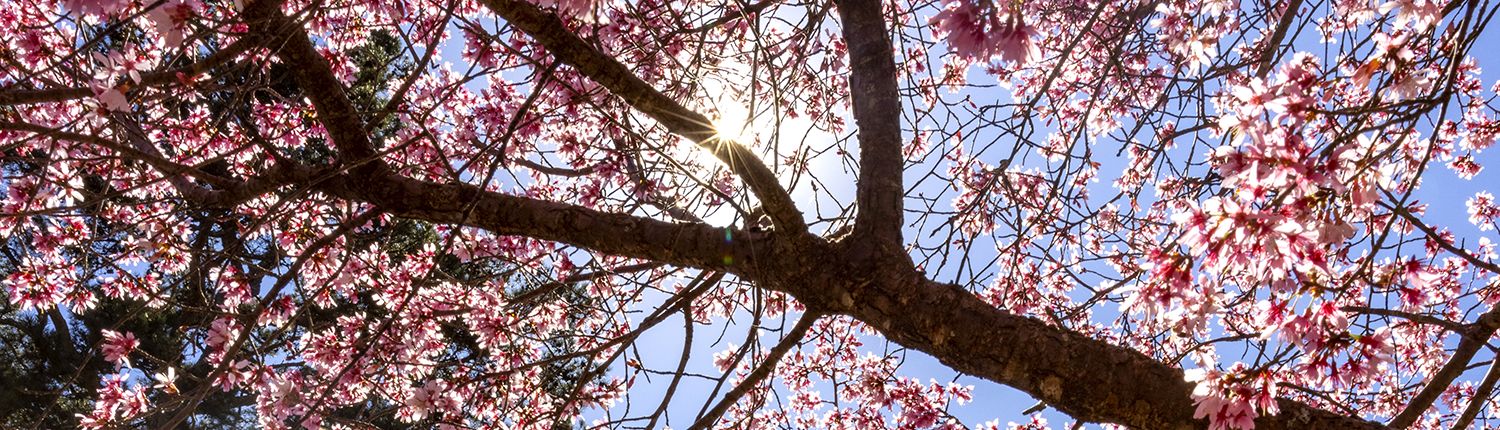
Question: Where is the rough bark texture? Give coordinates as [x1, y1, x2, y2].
[836, 0, 906, 250]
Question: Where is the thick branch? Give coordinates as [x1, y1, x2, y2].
[241, 0, 792, 296]
[241, 5, 384, 172]
[1255, 0, 1305, 77]
[308, 173, 773, 276]
[835, 0, 905, 248]
[247, 0, 800, 270]
[477, 0, 807, 237]
[808, 272, 1394, 430]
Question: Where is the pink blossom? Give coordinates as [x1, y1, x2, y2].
[403, 380, 459, 422]
[1384, 69, 1433, 101]
[81, 373, 151, 426]
[1200, 0, 1237, 16]
[929, 0, 1040, 65]
[530, 0, 599, 21]
[91, 86, 129, 113]
[1186, 365, 1280, 430]
[1468, 191, 1499, 230]
[714, 347, 740, 372]
[147, 0, 201, 48]
[4, 0, 1500, 426]
[1379, 0, 1442, 29]
[1448, 154, 1483, 179]
[152, 367, 179, 393]
[990, 15, 1040, 65]
[100, 330, 139, 366]
[1478, 237, 1499, 261]
[1185, 370, 1257, 430]
[62, 0, 130, 17]
[929, 0, 987, 60]
[1006, 414, 1048, 430]
[1230, 78, 1285, 118]
[206, 317, 242, 353]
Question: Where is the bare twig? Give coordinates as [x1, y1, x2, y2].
[684, 312, 819, 430]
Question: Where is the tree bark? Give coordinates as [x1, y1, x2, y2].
[836, 0, 907, 250]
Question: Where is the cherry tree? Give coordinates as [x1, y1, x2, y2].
[2, 0, 1499, 428]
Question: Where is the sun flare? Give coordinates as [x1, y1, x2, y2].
[710, 95, 755, 144]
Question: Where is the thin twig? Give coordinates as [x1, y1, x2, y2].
[684, 312, 820, 430]
[1340, 306, 1466, 333]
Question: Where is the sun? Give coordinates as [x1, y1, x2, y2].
[709, 91, 756, 145]
[700, 59, 761, 146]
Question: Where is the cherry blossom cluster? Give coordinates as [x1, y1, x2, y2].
[928, 0, 1041, 65]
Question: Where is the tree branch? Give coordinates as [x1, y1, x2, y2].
[1450, 355, 1500, 430]
[1255, 0, 1305, 78]
[643, 307, 696, 430]
[1339, 306, 1466, 333]
[243, 2, 785, 279]
[1389, 308, 1500, 428]
[681, 0, 778, 33]
[160, 208, 384, 429]
[685, 311, 819, 430]
[1379, 204, 1500, 428]
[308, 173, 773, 276]
[615, 136, 708, 223]
[477, 0, 807, 238]
[507, 261, 666, 309]
[1387, 203, 1500, 275]
[828, 275, 1394, 430]
[242, 5, 385, 173]
[509, 157, 601, 177]
[835, 0, 906, 249]
[75, 3, 1436, 430]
